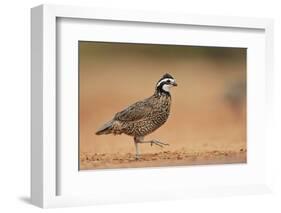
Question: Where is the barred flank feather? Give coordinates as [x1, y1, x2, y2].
[95, 120, 113, 135]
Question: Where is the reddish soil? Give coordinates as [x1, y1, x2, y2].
[80, 149, 246, 170]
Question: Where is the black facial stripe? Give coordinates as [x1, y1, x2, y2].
[157, 78, 174, 87]
[156, 81, 171, 94]
[157, 81, 169, 88]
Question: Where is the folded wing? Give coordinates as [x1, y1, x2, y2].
[114, 99, 153, 122]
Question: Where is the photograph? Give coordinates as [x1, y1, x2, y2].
[79, 41, 247, 170]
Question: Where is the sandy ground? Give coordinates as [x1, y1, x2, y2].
[79, 42, 247, 170]
[80, 149, 246, 170]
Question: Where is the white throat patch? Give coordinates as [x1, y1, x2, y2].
[162, 84, 172, 92]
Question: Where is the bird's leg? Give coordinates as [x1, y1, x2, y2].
[135, 137, 169, 148]
[150, 140, 169, 147]
[143, 140, 169, 148]
[133, 136, 169, 160]
[134, 136, 141, 160]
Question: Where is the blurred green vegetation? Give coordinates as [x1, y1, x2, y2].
[79, 41, 246, 62]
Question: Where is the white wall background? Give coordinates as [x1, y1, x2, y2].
[0, 0, 280, 212]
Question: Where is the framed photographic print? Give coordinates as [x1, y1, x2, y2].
[31, 4, 274, 208]
[79, 41, 247, 170]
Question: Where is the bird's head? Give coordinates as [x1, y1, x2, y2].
[155, 73, 177, 95]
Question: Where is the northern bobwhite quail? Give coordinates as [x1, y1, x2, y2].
[96, 73, 177, 159]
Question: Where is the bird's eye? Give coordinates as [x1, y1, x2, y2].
[167, 80, 171, 83]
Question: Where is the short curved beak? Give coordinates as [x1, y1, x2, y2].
[172, 82, 178, 86]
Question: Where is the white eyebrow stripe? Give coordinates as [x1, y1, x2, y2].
[156, 78, 175, 87]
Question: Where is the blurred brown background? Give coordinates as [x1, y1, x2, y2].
[79, 41, 246, 167]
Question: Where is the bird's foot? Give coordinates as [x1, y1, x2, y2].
[150, 140, 169, 148]
[135, 154, 141, 160]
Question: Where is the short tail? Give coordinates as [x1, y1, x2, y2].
[95, 120, 113, 135]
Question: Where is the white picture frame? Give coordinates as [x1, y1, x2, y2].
[31, 4, 274, 208]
